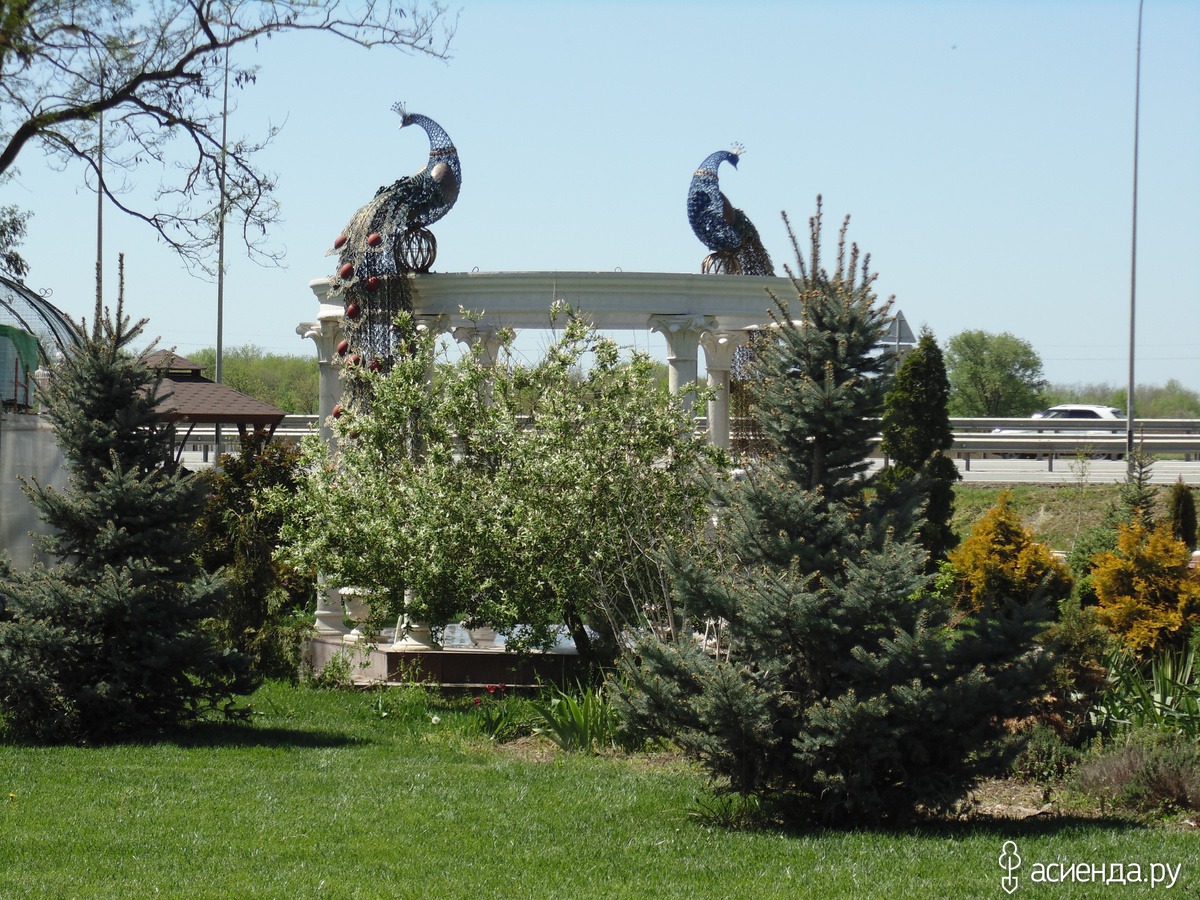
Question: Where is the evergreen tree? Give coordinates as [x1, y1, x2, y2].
[1119, 447, 1158, 528]
[0, 263, 255, 742]
[880, 326, 960, 566]
[1093, 522, 1200, 657]
[194, 432, 314, 679]
[1168, 477, 1197, 551]
[948, 491, 1073, 613]
[618, 203, 1052, 824]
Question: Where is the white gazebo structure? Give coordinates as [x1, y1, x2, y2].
[301, 270, 805, 450]
[296, 270, 914, 669]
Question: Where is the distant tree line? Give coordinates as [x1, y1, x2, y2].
[190, 346, 318, 415]
[942, 329, 1200, 418]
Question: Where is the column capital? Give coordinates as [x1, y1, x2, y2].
[452, 322, 508, 368]
[297, 318, 344, 363]
[649, 314, 714, 405]
[648, 314, 716, 361]
[700, 330, 750, 372]
[415, 313, 450, 336]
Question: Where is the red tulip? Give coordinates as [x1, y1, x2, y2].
[336, 339, 349, 356]
[345, 302, 360, 320]
[332, 404, 343, 419]
[338, 262, 354, 279]
[333, 234, 348, 249]
[366, 276, 381, 292]
[367, 232, 382, 247]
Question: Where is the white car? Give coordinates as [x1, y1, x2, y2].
[994, 404, 1126, 458]
[1030, 404, 1126, 426]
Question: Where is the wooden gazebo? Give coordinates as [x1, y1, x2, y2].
[142, 351, 286, 460]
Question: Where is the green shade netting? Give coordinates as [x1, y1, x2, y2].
[0, 323, 40, 377]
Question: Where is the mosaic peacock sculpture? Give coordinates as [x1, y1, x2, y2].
[686, 146, 774, 276]
[330, 104, 461, 378]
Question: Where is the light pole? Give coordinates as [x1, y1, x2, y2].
[95, 66, 105, 327]
[214, 44, 230, 457]
[1126, 0, 1144, 460]
[93, 39, 144, 325]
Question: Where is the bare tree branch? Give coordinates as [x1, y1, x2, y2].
[0, 0, 456, 275]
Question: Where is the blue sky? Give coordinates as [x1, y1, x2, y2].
[9, 0, 1200, 389]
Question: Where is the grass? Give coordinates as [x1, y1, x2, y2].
[2, 681, 1195, 898]
[952, 482, 1141, 552]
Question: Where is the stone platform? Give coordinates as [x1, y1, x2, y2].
[307, 625, 587, 687]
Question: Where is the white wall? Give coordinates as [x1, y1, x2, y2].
[0, 413, 67, 570]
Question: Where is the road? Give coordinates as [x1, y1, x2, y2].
[945, 457, 1200, 486]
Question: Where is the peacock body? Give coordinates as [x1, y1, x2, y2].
[686, 147, 774, 276]
[331, 105, 461, 378]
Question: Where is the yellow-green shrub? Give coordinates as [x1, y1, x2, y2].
[1092, 522, 1200, 657]
[949, 491, 1073, 612]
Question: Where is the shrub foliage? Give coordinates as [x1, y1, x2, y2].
[1076, 729, 1200, 814]
[278, 307, 714, 669]
[1092, 523, 1200, 657]
[948, 490, 1073, 613]
[194, 432, 314, 679]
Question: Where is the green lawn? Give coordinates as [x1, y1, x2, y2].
[0, 681, 1193, 898]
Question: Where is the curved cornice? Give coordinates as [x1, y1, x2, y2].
[308, 270, 794, 331]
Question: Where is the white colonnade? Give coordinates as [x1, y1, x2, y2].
[297, 271, 915, 645]
[298, 270, 793, 451]
[298, 272, 789, 641]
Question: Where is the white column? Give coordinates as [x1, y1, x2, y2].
[301, 294, 349, 639]
[650, 314, 714, 412]
[297, 307, 345, 447]
[701, 330, 748, 450]
[311, 575, 348, 638]
[451, 322, 505, 368]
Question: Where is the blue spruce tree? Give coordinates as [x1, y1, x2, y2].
[0, 261, 255, 742]
[619, 202, 1051, 824]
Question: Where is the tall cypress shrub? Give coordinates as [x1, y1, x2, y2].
[880, 326, 960, 566]
[618, 203, 1052, 824]
[0, 269, 255, 743]
[1168, 477, 1197, 552]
